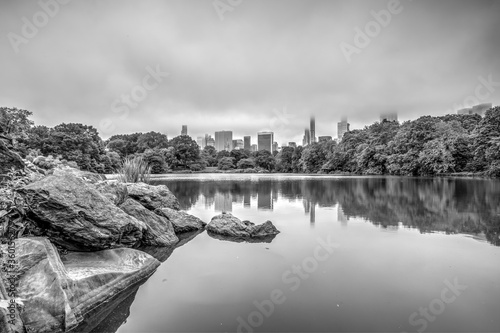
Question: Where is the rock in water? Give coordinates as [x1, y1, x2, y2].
[120, 199, 179, 246]
[0, 237, 160, 333]
[18, 174, 146, 251]
[125, 182, 180, 211]
[158, 207, 207, 233]
[206, 212, 280, 243]
[0, 139, 24, 174]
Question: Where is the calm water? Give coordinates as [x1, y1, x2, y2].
[111, 175, 500, 333]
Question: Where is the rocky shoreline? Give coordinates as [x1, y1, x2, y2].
[0, 166, 279, 333]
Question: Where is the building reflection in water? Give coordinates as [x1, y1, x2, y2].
[214, 192, 232, 212]
[160, 177, 500, 247]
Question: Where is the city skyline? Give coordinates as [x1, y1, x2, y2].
[2, 1, 499, 145]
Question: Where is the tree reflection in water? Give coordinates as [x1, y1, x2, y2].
[160, 177, 500, 246]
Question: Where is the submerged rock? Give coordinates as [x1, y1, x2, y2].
[0, 237, 160, 333]
[206, 212, 280, 243]
[120, 198, 179, 247]
[125, 182, 180, 211]
[18, 174, 146, 251]
[157, 207, 207, 233]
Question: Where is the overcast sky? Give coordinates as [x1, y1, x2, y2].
[1, 0, 499, 144]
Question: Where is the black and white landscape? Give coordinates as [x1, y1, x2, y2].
[1, 1, 500, 333]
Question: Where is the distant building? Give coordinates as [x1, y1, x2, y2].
[272, 142, 279, 152]
[458, 103, 493, 116]
[181, 125, 188, 136]
[215, 131, 233, 151]
[288, 142, 297, 148]
[206, 135, 215, 147]
[196, 136, 204, 149]
[310, 116, 316, 143]
[318, 136, 332, 142]
[251, 144, 258, 152]
[380, 112, 398, 122]
[337, 117, 350, 140]
[244, 136, 251, 150]
[302, 129, 311, 146]
[233, 139, 244, 150]
[258, 132, 274, 152]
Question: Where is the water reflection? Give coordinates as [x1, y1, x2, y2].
[159, 177, 500, 246]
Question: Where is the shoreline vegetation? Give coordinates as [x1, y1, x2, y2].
[1, 106, 500, 181]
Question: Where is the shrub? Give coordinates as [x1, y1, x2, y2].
[237, 158, 255, 169]
[218, 157, 235, 170]
[117, 156, 151, 183]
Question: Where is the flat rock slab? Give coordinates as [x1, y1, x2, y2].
[19, 174, 146, 251]
[0, 237, 160, 333]
[206, 212, 280, 243]
[125, 182, 180, 211]
[120, 198, 179, 247]
[158, 207, 207, 233]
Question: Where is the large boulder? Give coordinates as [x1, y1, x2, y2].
[51, 165, 106, 183]
[18, 174, 146, 251]
[0, 140, 24, 174]
[206, 212, 280, 243]
[120, 199, 178, 247]
[93, 180, 129, 206]
[125, 182, 180, 211]
[157, 207, 207, 233]
[0, 237, 160, 333]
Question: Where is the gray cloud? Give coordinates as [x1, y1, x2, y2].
[0, 0, 499, 145]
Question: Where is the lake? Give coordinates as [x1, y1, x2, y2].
[111, 175, 500, 333]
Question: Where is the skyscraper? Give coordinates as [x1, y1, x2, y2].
[337, 117, 350, 140]
[244, 136, 251, 150]
[257, 132, 274, 152]
[310, 116, 316, 143]
[302, 129, 311, 146]
[196, 136, 204, 149]
[215, 131, 233, 151]
[181, 125, 188, 136]
[380, 112, 398, 122]
[272, 142, 278, 152]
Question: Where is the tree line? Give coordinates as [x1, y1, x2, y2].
[1, 106, 499, 177]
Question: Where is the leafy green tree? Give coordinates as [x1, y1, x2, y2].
[201, 146, 217, 167]
[275, 147, 294, 173]
[143, 149, 168, 174]
[168, 135, 202, 169]
[230, 149, 249, 165]
[218, 157, 235, 170]
[254, 150, 275, 171]
[137, 131, 169, 152]
[237, 158, 255, 169]
[299, 143, 329, 173]
[472, 107, 500, 171]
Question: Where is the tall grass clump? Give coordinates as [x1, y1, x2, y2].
[117, 156, 152, 183]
